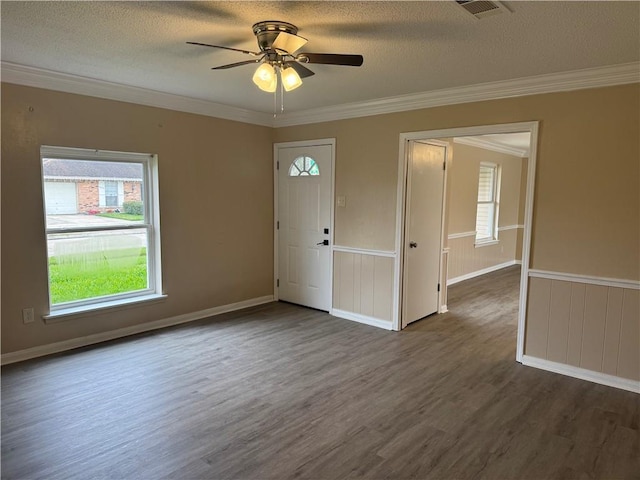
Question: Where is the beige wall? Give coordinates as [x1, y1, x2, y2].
[1, 83, 274, 354]
[278, 116, 401, 251]
[445, 143, 524, 280]
[274, 83, 639, 382]
[3, 81, 639, 380]
[274, 84, 640, 281]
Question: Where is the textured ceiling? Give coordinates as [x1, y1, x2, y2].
[2, 1, 639, 114]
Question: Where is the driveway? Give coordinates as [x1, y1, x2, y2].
[47, 214, 140, 228]
[46, 214, 146, 258]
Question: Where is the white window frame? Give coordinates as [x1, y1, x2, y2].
[41, 146, 164, 319]
[475, 162, 501, 247]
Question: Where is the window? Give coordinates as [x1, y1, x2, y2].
[288, 156, 320, 176]
[103, 180, 119, 207]
[41, 146, 162, 314]
[475, 162, 500, 244]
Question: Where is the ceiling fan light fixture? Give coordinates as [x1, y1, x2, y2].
[281, 66, 303, 91]
[252, 63, 277, 92]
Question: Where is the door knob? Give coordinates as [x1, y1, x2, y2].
[409, 241, 418, 248]
[317, 239, 329, 246]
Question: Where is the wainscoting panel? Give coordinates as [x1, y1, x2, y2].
[525, 273, 640, 382]
[566, 283, 586, 367]
[447, 227, 520, 282]
[333, 250, 394, 322]
[618, 289, 639, 380]
[546, 280, 572, 363]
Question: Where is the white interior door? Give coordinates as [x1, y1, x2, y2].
[403, 141, 446, 326]
[277, 143, 332, 311]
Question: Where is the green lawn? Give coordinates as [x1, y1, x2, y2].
[49, 248, 147, 304]
[96, 212, 143, 221]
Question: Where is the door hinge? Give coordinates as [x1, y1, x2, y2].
[443, 161, 446, 171]
[277, 220, 279, 230]
[437, 283, 441, 292]
[277, 279, 280, 287]
[277, 161, 279, 170]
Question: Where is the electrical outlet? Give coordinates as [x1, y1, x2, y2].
[22, 308, 34, 324]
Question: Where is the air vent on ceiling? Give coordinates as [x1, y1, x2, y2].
[455, 0, 510, 19]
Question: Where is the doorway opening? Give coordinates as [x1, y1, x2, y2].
[395, 122, 538, 363]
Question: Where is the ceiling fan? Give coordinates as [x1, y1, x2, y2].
[187, 21, 364, 93]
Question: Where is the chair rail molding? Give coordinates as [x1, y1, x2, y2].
[332, 245, 396, 258]
[528, 269, 640, 290]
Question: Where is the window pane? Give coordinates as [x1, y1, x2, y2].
[104, 180, 118, 206]
[47, 228, 149, 304]
[42, 158, 144, 229]
[288, 156, 320, 177]
[476, 203, 493, 240]
[104, 180, 118, 196]
[477, 166, 495, 202]
[288, 164, 301, 176]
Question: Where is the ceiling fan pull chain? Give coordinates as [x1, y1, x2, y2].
[280, 68, 285, 114]
[273, 82, 277, 118]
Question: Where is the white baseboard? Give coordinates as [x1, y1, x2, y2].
[521, 355, 640, 394]
[331, 309, 393, 330]
[448, 260, 517, 286]
[439, 305, 448, 313]
[1, 295, 274, 365]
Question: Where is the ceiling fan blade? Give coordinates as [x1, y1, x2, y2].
[271, 31, 308, 54]
[286, 61, 315, 78]
[296, 53, 364, 67]
[212, 59, 262, 70]
[187, 41, 260, 57]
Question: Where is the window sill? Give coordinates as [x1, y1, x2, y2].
[474, 239, 499, 248]
[43, 294, 168, 324]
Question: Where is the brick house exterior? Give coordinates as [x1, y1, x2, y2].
[76, 180, 99, 212]
[43, 159, 143, 214]
[75, 180, 141, 213]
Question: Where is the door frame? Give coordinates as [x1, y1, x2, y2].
[273, 138, 336, 309]
[401, 139, 450, 329]
[394, 122, 539, 363]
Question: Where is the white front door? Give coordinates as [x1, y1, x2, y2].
[277, 143, 333, 311]
[403, 141, 446, 326]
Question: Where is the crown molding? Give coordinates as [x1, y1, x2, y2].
[453, 136, 528, 157]
[273, 62, 640, 127]
[2, 61, 638, 129]
[1, 62, 274, 127]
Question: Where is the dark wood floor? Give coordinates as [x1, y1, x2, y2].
[2, 266, 638, 479]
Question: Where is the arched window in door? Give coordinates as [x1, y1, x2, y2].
[288, 156, 320, 176]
